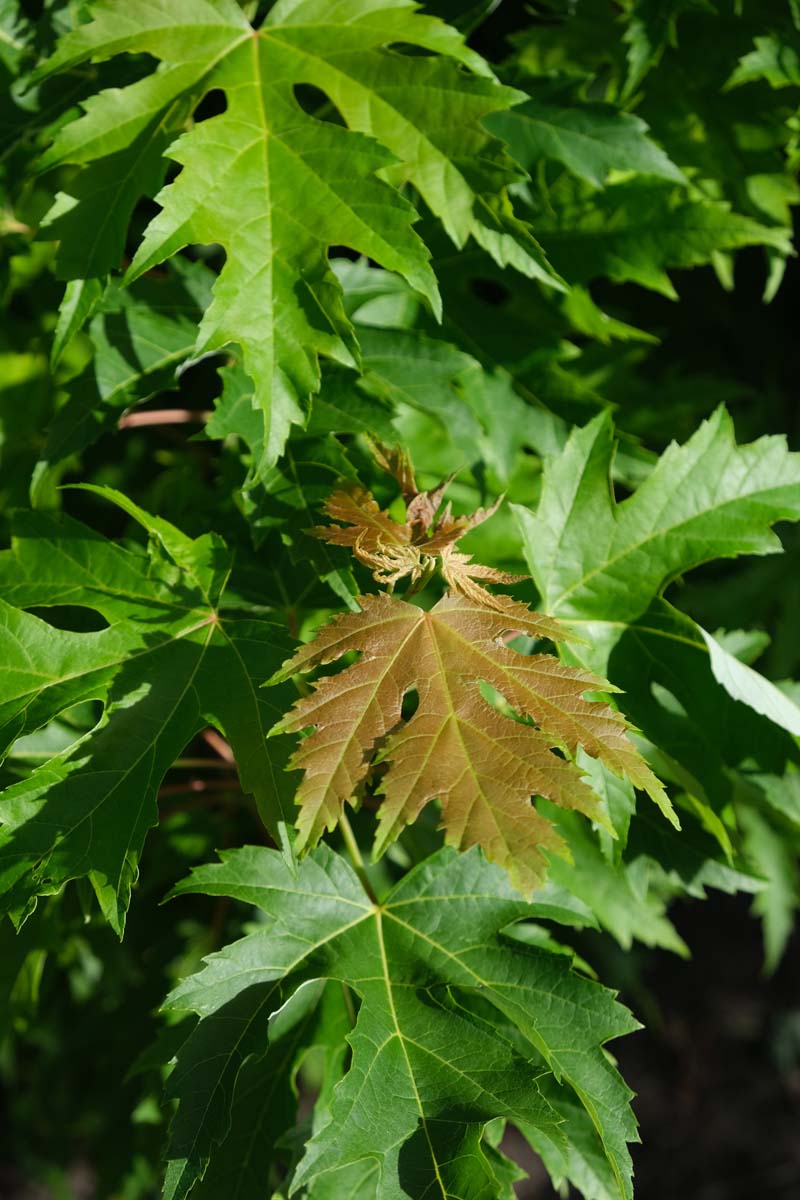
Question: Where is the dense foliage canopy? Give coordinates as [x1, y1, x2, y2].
[2, 2, 800, 1198]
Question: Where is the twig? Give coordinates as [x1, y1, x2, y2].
[202, 727, 235, 763]
[159, 777, 239, 800]
[172, 756, 235, 770]
[118, 408, 212, 428]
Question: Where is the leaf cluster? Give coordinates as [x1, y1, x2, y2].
[2, 2, 800, 1198]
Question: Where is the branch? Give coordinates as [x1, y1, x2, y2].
[118, 409, 211, 428]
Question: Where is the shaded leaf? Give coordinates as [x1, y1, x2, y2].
[32, 259, 214, 503]
[487, 84, 683, 189]
[740, 806, 800, 973]
[165, 844, 640, 1200]
[532, 180, 791, 297]
[623, 0, 715, 97]
[0, 493, 295, 932]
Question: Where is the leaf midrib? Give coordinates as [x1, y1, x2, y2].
[425, 616, 511, 846]
[294, 610, 421, 841]
[374, 907, 448, 1200]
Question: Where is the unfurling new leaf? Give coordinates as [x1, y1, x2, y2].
[309, 446, 522, 606]
[269, 473, 675, 894]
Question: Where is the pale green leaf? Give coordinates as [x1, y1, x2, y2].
[740, 806, 800, 972]
[700, 626, 800, 738]
[37, 0, 561, 469]
[584, 599, 799, 812]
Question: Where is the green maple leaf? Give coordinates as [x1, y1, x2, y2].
[532, 180, 792, 298]
[512, 407, 800, 804]
[486, 82, 684, 189]
[727, 32, 800, 90]
[0, 489, 295, 934]
[32, 259, 215, 505]
[162, 843, 639, 1200]
[513, 406, 800, 653]
[623, 0, 716, 97]
[35, 0, 559, 469]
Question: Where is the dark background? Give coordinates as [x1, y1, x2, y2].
[511, 891, 800, 1199]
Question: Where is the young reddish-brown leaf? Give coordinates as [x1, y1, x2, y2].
[309, 485, 412, 552]
[370, 441, 419, 500]
[310, 481, 522, 605]
[269, 592, 674, 895]
[438, 546, 526, 608]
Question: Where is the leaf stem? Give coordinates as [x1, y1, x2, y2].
[339, 810, 378, 903]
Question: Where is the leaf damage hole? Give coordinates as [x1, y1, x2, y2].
[293, 83, 345, 125]
[400, 686, 419, 721]
[192, 88, 228, 123]
[384, 42, 437, 58]
[26, 605, 109, 633]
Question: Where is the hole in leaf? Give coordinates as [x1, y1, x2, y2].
[327, 245, 361, 262]
[293, 83, 344, 125]
[478, 680, 531, 725]
[384, 42, 437, 57]
[249, 5, 268, 30]
[192, 88, 228, 123]
[27, 605, 109, 633]
[400, 687, 419, 721]
[505, 632, 557, 656]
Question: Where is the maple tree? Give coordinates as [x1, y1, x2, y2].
[2, 1, 800, 1198]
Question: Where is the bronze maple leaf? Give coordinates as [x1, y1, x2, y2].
[269, 592, 676, 895]
[308, 446, 522, 606]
